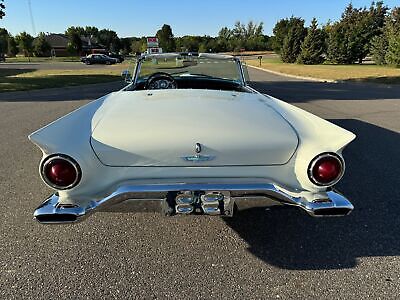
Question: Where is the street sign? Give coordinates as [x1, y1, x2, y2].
[147, 37, 159, 48]
[147, 47, 163, 54]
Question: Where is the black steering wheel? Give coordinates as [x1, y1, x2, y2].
[145, 72, 178, 90]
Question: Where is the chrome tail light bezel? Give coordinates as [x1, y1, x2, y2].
[40, 154, 82, 190]
[308, 153, 345, 187]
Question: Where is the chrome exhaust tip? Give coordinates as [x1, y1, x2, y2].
[35, 214, 78, 224]
[34, 194, 90, 224]
[175, 192, 195, 214]
[312, 207, 353, 217]
[175, 204, 194, 214]
[200, 192, 223, 215]
[299, 191, 354, 217]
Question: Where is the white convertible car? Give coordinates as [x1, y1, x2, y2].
[30, 53, 356, 224]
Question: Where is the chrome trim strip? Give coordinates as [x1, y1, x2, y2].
[33, 183, 354, 224]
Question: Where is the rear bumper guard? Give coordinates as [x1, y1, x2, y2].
[33, 183, 354, 224]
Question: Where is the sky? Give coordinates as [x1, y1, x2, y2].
[1, 0, 399, 37]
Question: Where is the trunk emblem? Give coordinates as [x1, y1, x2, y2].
[195, 143, 202, 153]
[182, 155, 215, 162]
[182, 143, 215, 162]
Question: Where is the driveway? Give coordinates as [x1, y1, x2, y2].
[0, 71, 399, 299]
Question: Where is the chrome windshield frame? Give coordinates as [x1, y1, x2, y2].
[131, 53, 246, 87]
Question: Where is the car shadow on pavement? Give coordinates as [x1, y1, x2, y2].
[0, 81, 126, 102]
[225, 119, 400, 270]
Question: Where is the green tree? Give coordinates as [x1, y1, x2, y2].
[7, 36, 18, 57]
[156, 24, 176, 52]
[0, 27, 8, 55]
[84, 26, 99, 49]
[281, 17, 307, 63]
[216, 21, 266, 52]
[0, 0, 5, 19]
[176, 36, 202, 52]
[84, 26, 99, 38]
[297, 18, 326, 65]
[216, 27, 232, 52]
[272, 18, 290, 53]
[371, 34, 388, 65]
[385, 7, 400, 66]
[16, 32, 34, 59]
[66, 32, 82, 55]
[130, 39, 146, 54]
[65, 26, 85, 37]
[65, 27, 83, 55]
[120, 37, 134, 55]
[198, 43, 207, 53]
[98, 29, 120, 52]
[327, 2, 388, 64]
[33, 32, 51, 57]
[326, 22, 351, 63]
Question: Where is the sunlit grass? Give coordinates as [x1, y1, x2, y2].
[0, 62, 132, 92]
[4, 56, 81, 63]
[245, 57, 400, 84]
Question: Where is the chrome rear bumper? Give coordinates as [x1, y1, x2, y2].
[33, 183, 354, 224]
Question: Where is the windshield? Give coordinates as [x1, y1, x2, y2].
[136, 54, 243, 84]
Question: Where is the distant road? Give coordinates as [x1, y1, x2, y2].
[0, 61, 114, 70]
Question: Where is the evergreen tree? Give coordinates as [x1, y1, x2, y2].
[327, 2, 388, 64]
[385, 7, 400, 66]
[371, 34, 388, 65]
[272, 18, 290, 53]
[326, 22, 352, 64]
[281, 17, 307, 63]
[297, 18, 326, 65]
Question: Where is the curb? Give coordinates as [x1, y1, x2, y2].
[247, 65, 338, 83]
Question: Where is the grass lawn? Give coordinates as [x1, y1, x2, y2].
[245, 57, 400, 84]
[4, 56, 81, 63]
[0, 62, 133, 92]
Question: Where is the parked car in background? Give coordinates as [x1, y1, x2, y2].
[30, 53, 356, 224]
[80, 54, 117, 65]
[107, 53, 124, 63]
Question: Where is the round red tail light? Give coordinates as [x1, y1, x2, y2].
[41, 155, 81, 190]
[308, 153, 344, 186]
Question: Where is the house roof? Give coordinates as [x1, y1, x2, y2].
[44, 33, 104, 49]
[44, 34, 69, 48]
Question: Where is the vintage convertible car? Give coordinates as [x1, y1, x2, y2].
[30, 53, 356, 224]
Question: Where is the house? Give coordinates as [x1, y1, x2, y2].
[44, 33, 106, 56]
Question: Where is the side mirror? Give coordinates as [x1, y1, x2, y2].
[121, 70, 131, 82]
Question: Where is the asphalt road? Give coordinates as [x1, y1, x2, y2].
[0, 61, 117, 70]
[0, 67, 399, 299]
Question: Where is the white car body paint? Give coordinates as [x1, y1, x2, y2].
[29, 85, 355, 206]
